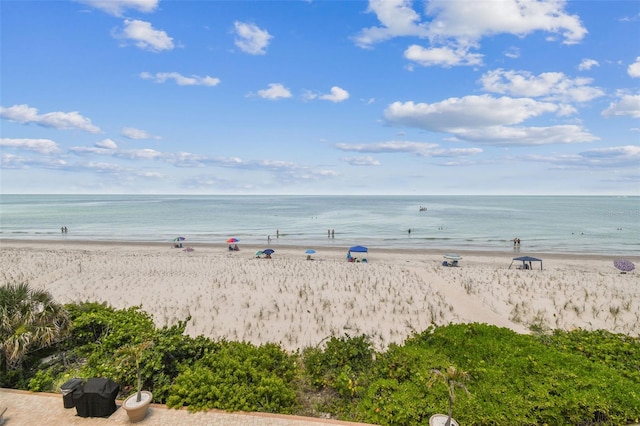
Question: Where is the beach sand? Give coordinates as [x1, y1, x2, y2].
[1, 240, 638, 352]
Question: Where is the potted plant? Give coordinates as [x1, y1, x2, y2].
[118, 341, 154, 423]
[428, 366, 470, 426]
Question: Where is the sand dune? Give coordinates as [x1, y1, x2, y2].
[1, 240, 638, 352]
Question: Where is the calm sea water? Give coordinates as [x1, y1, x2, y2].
[1, 195, 638, 255]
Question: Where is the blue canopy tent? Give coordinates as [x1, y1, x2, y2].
[510, 255, 543, 270]
[347, 245, 368, 262]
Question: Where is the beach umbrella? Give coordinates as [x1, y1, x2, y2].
[443, 253, 462, 261]
[226, 237, 239, 243]
[263, 249, 275, 255]
[255, 250, 263, 257]
[173, 236, 185, 241]
[614, 258, 635, 273]
[305, 249, 316, 254]
[349, 245, 368, 253]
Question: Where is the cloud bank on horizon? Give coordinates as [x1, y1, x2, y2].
[1, 0, 638, 195]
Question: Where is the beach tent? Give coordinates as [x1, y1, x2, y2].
[348, 245, 368, 262]
[443, 253, 462, 267]
[510, 255, 542, 270]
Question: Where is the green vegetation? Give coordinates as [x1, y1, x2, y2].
[1, 282, 639, 425]
[166, 341, 298, 413]
[0, 282, 71, 373]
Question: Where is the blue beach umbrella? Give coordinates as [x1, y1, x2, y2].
[349, 245, 368, 253]
[263, 249, 275, 255]
[305, 249, 316, 254]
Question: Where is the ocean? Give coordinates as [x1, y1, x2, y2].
[0, 195, 638, 255]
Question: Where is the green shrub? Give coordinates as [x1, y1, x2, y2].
[353, 342, 458, 425]
[370, 323, 640, 425]
[302, 334, 373, 395]
[541, 328, 640, 382]
[167, 341, 297, 413]
[7, 301, 640, 424]
[27, 368, 56, 392]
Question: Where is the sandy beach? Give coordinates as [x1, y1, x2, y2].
[1, 239, 638, 352]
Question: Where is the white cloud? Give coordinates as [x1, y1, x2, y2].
[234, 21, 272, 55]
[384, 95, 559, 131]
[480, 69, 604, 103]
[70, 145, 115, 155]
[115, 148, 165, 160]
[77, 0, 158, 17]
[96, 139, 118, 149]
[581, 145, 640, 161]
[256, 83, 292, 100]
[121, 127, 160, 140]
[335, 141, 439, 156]
[70, 139, 118, 155]
[424, 0, 587, 45]
[335, 141, 482, 158]
[354, 0, 588, 67]
[404, 44, 483, 67]
[319, 86, 350, 103]
[602, 93, 640, 118]
[383, 95, 598, 146]
[81, 161, 132, 174]
[170, 152, 210, 168]
[0, 104, 100, 133]
[526, 145, 640, 169]
[430, 147, 483, 157]
[0, 138, 61, 154]
[504, 46, 520, 59]
[452, 124, 599, 146]
[342, 156, 381, 166]
[354, 0, 429, 48]
[1, 153, 27, 169]
[628, 57, 640, 78]
[140, 72, 220, 86]
[578, 58, 599, 71]
[1, 153, 67, 170]
[115, 19, 174, 52]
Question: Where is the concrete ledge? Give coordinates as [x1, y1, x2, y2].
[0, 388, 376, 426]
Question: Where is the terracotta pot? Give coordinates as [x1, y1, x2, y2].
[122, 391, 152, 423]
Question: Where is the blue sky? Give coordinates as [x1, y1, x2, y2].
[1, 0, 639, 195]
